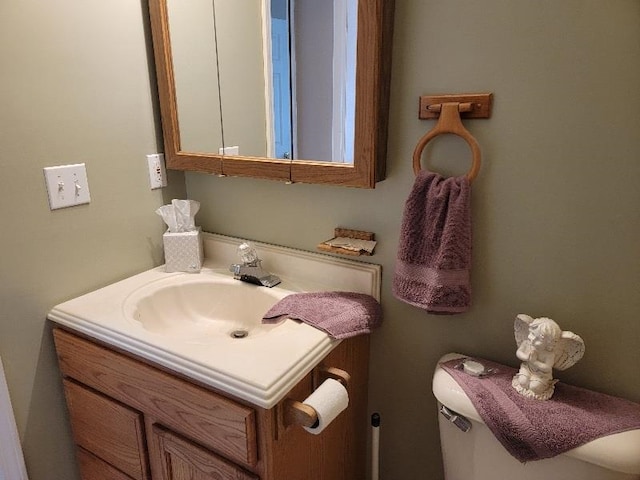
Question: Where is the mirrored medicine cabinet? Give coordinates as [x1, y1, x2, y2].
[148, 0, 395, 188]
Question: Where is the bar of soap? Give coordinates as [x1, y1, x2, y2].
[462, 359, 486, 376]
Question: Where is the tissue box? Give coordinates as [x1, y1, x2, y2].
[163, 227, 203, 273]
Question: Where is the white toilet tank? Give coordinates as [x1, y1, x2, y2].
[433, 353, 640, 480]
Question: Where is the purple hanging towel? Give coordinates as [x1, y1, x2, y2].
[393, 171, 472, 314]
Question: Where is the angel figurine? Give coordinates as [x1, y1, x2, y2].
[512, 314, 585, 400]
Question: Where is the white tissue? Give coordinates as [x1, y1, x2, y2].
[156, 199, 200, 233]
[303, 378, 349, 435]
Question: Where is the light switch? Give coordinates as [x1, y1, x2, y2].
[43, 163, 91, 210]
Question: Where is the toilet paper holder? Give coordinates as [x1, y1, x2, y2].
[283, 366, 350, 428]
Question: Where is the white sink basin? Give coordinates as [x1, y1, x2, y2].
[123, 275, 289, 343]
[49, 266, 338, 408]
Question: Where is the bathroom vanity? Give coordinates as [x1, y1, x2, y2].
[49, 233, 381, 480]
[53, 327, 369, 480]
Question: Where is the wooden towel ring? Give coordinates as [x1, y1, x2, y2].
[412, 102, 481, 183]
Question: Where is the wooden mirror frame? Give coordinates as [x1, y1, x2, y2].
[148, 0, 394, 188]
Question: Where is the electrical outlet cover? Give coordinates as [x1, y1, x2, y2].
[147, 153, 167, 189]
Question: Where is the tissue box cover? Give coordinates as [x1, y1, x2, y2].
[163, 227, 203, 273]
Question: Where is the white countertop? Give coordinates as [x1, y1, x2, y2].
[48, 233, 381, 409]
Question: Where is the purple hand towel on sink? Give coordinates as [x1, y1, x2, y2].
[393, 171, 472, 314]
[262, 292, 382, 339]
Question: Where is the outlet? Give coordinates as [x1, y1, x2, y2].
[43, 163, 91, 210]
[218, 146, 240, 156]
[147, 153, 167, 189]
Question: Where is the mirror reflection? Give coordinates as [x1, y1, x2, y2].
[167, 0, 357, 163]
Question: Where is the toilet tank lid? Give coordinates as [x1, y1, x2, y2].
[432, 353, 640, 475]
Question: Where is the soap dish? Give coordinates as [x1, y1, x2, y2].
[317, 228, 376, 257]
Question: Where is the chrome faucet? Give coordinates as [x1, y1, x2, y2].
[229, 242, 281, 288]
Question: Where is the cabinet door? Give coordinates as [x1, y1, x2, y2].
[63, 379, 149, 480]
[152, 426, 258, 480]
[77, 448, 135, 480]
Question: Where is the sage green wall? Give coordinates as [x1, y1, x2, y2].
[1, 1, 638, 480]
[0, 1, 185, 479]
[186, 1, 640, 478]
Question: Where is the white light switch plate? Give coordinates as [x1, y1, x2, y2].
[43, 163, 91, 210]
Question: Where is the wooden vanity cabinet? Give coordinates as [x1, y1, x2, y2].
[53, 327, 369, 480]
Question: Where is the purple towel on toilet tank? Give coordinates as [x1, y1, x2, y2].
[393, 171, 472, 314]
[441, 358, 640, 462]
[262, 292, 382, 339]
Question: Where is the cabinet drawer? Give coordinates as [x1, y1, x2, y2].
[54, 328, 258, 467]
[64, 380, 147, 480]
[77, 447, 135, 480]
[152, 426, 258, 480]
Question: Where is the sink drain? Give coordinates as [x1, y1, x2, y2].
[230, 329, 249, 339]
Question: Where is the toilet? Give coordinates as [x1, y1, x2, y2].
[432, 353, 640, 480]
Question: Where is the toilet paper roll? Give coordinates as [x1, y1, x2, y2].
[303, 378, 349, 435]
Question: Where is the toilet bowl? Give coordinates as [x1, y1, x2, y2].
[433, 353, 640, 480]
